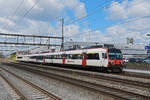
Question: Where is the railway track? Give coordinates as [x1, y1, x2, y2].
[14, 61, 150, 80]
[0, 67, 61, 100]
[2, 62, 150, 100]
[115, 72, 150, 80]
[0, 71, 27, 100]
[9, 62, 150, 89]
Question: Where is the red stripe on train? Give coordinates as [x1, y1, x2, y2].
[82, 53, 86, 67]
[62, 57, 65, 64]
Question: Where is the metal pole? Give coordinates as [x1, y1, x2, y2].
[17, 36, 19, 43]
[48, 38, 50, 49]
[61, 18, 64, 51]
[147, 34, 150, 45]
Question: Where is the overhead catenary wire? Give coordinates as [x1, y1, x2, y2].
[65, 0, 121, 41]
[13, 0, 41, 32]
[18, 0, 41, 24]
[50, 0, 89, 22]
[2, 0, 25, 30]
[78, 14, 150, 38]
[64, 0, 109, 41]
[47, 0, 89, 37]
[66, 0, 122, 25]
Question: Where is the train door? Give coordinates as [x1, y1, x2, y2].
[62, 54, 65, 64]
[82, 53, 86, 67]
[43, 56, 45, 64]
[99, 53, 103, 67]
[101, 52, 108, 67]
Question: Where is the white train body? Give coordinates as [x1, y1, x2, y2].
[17, 48, 124, 72]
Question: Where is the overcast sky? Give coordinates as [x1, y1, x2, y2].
[0, 0, 150, 44]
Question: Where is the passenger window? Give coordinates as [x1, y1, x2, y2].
[72, 55, 78, 59]
[105, 53, 107, 59]
[102, 53, 107, 59]
[17, 57, 22, 59]
[77, 54, 82, 59]
[95, 54, 99, 59]
[102, 53, 104, 58]
[87, 53, 99, 60]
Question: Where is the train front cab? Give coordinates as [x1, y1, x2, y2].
[106, 48, 125, 73]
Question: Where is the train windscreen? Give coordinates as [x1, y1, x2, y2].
[108, 48, 122, 60]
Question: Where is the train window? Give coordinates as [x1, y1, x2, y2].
[61, 55, 63, 59]
[96, 54, 99, 59]
[72, 54, 78, 59]
[56, 55, 59, 59]
[57, 55, 58, 59]
[57, 55, 60, 59]
[53, 55, 56, 59]
[17, 57, 22, 59]
[105, 53, 107, 59]
[55, 55, 57, 59]
[77, 54, 82, 59]
[66, 54, 82, 59]
[57, 55, 59, 59]
[102, 53, 104, 58]
[66, 54, 69, 59]
[48, 55, 50, 59]
[58, 55, 62, 59]
[45, 56, 47, 59]
[30, 56, 36, 59]
[50, 55, 52, 59]
[87, 53, 99, 60]
[102, 53, 107, 59]
[51, 55, 54, 59]
[37, 56, 44, 60]
[69, 55, 72, 59]
[37, 56, 39, 59]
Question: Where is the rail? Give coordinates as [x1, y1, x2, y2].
[3, 62, 150, 100]
[0, 67, 61, 100]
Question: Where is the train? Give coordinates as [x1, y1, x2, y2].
[16, 47, 125, 73]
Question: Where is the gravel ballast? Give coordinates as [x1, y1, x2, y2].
[14, 63, 150, 97]
[0, 75, 17, 100]
[1, 64, 115, 100]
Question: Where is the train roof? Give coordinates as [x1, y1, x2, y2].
[18, 47, 111, 57]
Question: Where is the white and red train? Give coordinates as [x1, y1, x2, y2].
[16, 48, 125, 73]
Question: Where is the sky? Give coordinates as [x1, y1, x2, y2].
[0, 0, 150, 45]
